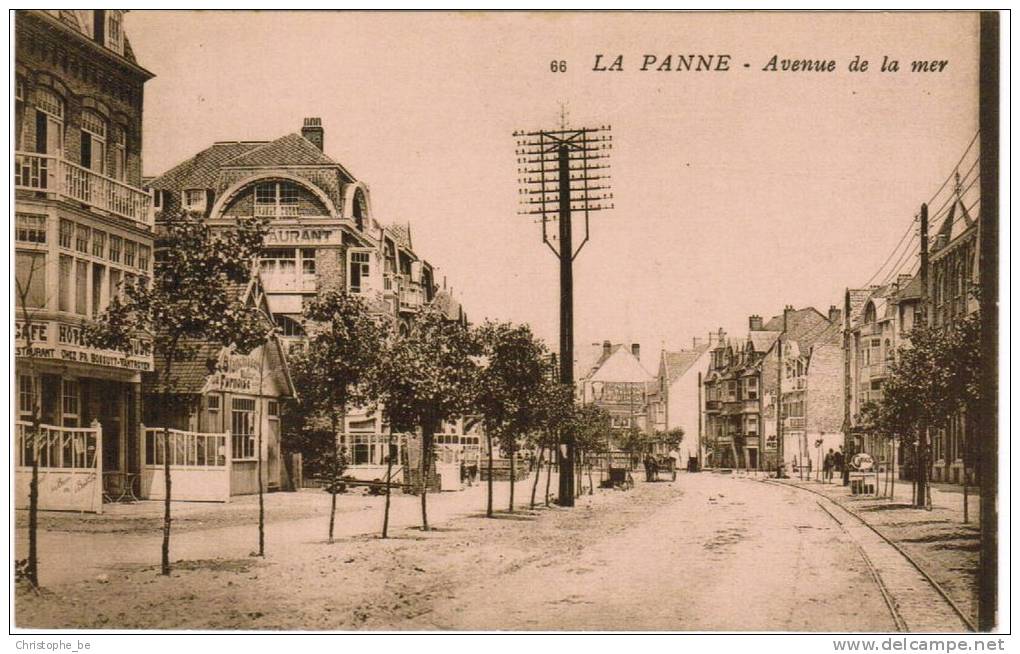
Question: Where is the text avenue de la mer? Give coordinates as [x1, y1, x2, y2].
[585, 54, 949, 73]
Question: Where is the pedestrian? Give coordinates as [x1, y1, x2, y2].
[823, 449, 834, 482]
[668, 447, 681, 474]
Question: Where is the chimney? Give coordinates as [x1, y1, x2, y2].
[631, 343, 640, 360]
[301, 117, 324, 151]
[748, 314, 763, 331]
[828, 305, 842, 324]
[602, 340, 612, 357]
[717, 327, 726, 344]
[783, 305, 795, 331]
[692, 336, 701, 348]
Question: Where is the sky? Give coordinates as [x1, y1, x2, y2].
[124, 11, 980, 365]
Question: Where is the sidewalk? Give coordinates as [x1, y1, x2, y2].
[15, 473, 557, 588]
[772, 475, 980, 626]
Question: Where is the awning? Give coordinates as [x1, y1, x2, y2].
[266, 294, 304, 316]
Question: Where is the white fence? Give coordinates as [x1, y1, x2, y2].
[141, 426, 232, 502]
[15, 420, 103, 513]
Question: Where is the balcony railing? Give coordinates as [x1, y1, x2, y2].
[784, 416, 806, 430]
[398, 281, 424, 311]
[866, 360, 890, 378]
[15, 152, 153, 228]
[705, 400, 722, 411]
[254, 203, 300, 218]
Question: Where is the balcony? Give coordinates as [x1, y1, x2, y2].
[260, 272, 317, 293]
[398, 280, 424, 312]
[784, 416, 806, 430]
[254, 203, 301, 219]
[865, 360, 890, 379]
[704, 400, 722, 411]
[15, 152, 153, 228]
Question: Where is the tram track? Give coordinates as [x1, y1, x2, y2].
[764, 479, 976, 632]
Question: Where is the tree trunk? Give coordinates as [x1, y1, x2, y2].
[255, 346, 267, 557]
[28, 455, 39, 587]
[508, 441, 515, 513]
[544, 450, 553, 507]
[420, 421, 433, 531]
[587, 459, 594, 495]
[382, 435, 394, 538]
[486, 430, 494, 518]
[915, 424, 928, 509]
[160, 347, 176, 576]
[328, 412, 339, 544]
[530, 447, 544, 509]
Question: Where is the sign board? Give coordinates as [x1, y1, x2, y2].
[15, 320, 153, 372]
[265, 227, 341, 246]
[203, 348, 264, 394]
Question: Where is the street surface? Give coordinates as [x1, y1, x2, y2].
[18, 474, 909, 630]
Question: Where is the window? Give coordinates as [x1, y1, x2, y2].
[139, 245, 151, 272]
[108, 235, 122, 263]
[34, 87, 64, 156]
[207, 395, 220, 411]
[75, 260, 88, 315]
[301, 249, 316, 276]
[231, 398, 256, 459]
[76, 224, 90, 253]
[106, 11, 124, 53]
[92, 230, 106, 258]
[59, 255, 73, 312]
[18, 374, 37, 420]
[260, 248, 297, 277]
[15, 252, 46, 308]
[91, 263, 105, 316]
[124, 240, 136, 267]
[108, 268, 122, 303]
[255, 183, 276, 205]
[184, 189, 206, 212]
[279, 182, 298, 205]
[59, 219, 73, 249]
[348, 250, 372, 294]
[111, 124, 126, 181]
[16, 213, 47, 244]
[152, 189, 164, 210]
[746, 376, 759, 400]
[278, 315, 305, 337]
[80, 110, 107, 174]
[62, 379, 80, 427]
[726, 381, 737, 401]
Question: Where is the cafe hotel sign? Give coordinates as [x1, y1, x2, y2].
[16, 320, 153, 372]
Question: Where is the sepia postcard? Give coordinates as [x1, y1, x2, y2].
[9, 8, 1007, 645]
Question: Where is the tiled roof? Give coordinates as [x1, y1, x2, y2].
[147, 141, 266, 191]
[386, 223, 413, 251]
[748, 330, 781, 353]
[846, 288, 873, 324]
[934, 199, 976, 251]
[663, 345, 709, 383]
[589, 346, 653, 383]
[223, 133, 338, 168]
[430, 289, 464, 322]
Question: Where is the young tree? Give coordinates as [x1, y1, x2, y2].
[527, 376, 573, 509]
[86, 212, 269, 575]
[473, 322, 549, 515]
[572, 404, 611, 495]
[14, 254, 49, 587]
[372, 304, 478, 530]
[283, 289, 386, 543]
[876, 315, 981, 509]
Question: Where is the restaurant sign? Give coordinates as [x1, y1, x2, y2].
[265, 227, 340, 246]
[15, 320, 153, 372]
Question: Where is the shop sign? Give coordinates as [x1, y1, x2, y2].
[205, 348, 263, 393]
[265, 227, 339, 246]
[15, 320, 153, 372]
[764, 434, 778, 451]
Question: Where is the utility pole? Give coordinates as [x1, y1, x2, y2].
[697, 371, 702, 472]
[978, 10, 999, 632]
[515, 122, 613, 507]
[777, 319, 785, 478]
[917, 202, 929, 509]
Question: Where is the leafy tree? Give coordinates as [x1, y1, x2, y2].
[473, 322, 549, 515]
[283, 289, 386, 543]
[656, 427, 685, 450]
[371, 304, 478, 530]
[572, 404, 611, 495]
[873, 314, 981, 509]
[618, 426, 650, 467]
[526, 374, 573, 509]
[87, 212, 269, 575]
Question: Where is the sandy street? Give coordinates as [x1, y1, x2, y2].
[16, 473, 896, 631]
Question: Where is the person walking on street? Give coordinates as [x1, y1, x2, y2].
[823, 449, 834, 483]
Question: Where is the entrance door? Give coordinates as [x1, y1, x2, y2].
[96, 382, 124, 472]
[748, 448, 759, 470]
